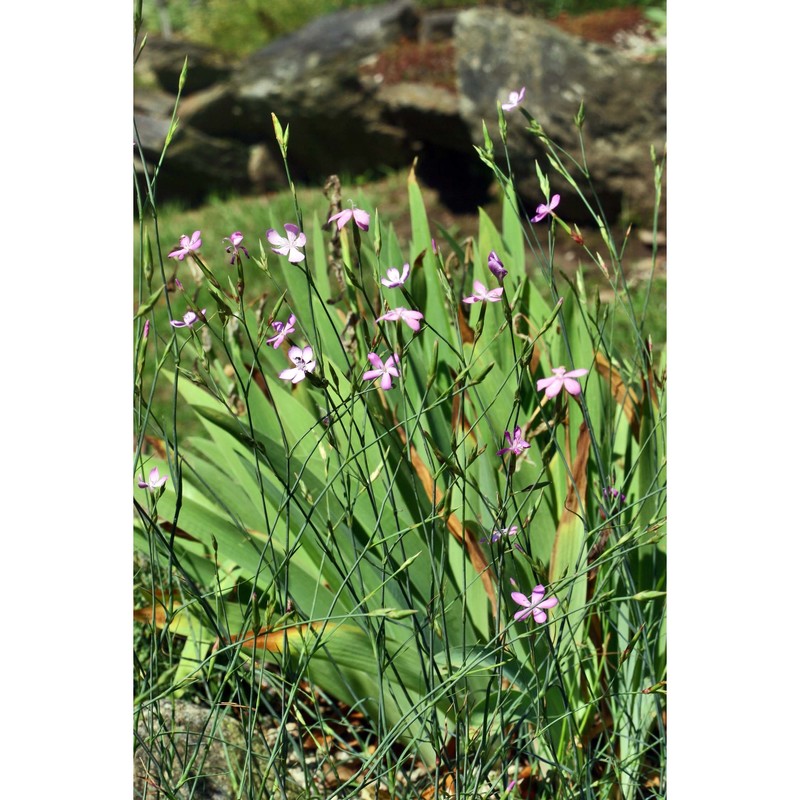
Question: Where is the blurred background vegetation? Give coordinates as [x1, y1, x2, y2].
[140, 0, 666, 57]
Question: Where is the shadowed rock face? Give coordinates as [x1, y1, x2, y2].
[134, 1, 665, 221]
[455, 8, 665, 222]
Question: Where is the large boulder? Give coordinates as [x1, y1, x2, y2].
[180, 0, 421, 182]
[132, 1, 665, 220]
[454, 8, 666, 223]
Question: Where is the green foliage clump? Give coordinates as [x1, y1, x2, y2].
[134, 52, 666, 800]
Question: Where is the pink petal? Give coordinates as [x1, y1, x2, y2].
[301, 346, 314, 362]
[564, 368, 589, 378]
[353, 209, 370, 229]
[265, 229, 284, 246]
[279, 368, 298, 381]
[462, 295, 478, 304]
[532, 608, 549, 624]
[545, 380, 563, 398]
[549, 194, 561, 211]
[530, 585, 546, 604]
[367, 352, 384, 369]
[537, 596, 559, 610]
[536, 376, 554, 391]
[510, 591, 530, 607]
[287, 345, 303, 361]
[514, 607, 534, 622]
[563, 378, 582, 395]
[486, 288, 504, 301]
[287, 248, 305, 263]
[380, 372, 393, 390]
[304, 359, 316, 373]
[363, 369, 382, 381]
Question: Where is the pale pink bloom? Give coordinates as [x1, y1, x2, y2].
[223, 230, 249, 264]
[381, 263, 410, 288]
[266, 224, 306, 263]
[170, 308, 206, 328]
[463, 280, 503, 304]
[501, 87, 526, 111]
[480, 525, 518, 544]
[265, 314, 297, 349]
[488, 251, 507, 281]
[138, 467, 168, 491]
[497, 426, 530, 457]
[328, 206, 370, 231]
[279, 345, 316, 384]
[168, 230, 202, 260]
[362, 353, 400, 390]
[142, 320, 150, 339]
[511, 583, 558, 623]
[532, 194, 561, 223]
[376, 307, 424, 332]
[537, 366, 589, 398]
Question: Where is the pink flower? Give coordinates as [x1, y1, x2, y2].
[265, 313, 297, 349]
[480, 525, 518, 544]
[487, 251, 507, 281]
[223, 231, 249, 264]
[380, 263, 410, 288]
[537, 366, 589, 398]
[328, 206, 370, 231]
[279, 345, 316, 384]
[463, 280, 503, 304]
[168, 230, 202, 260]
[511, 584, 558, 623]
[497, 426, 530, 457]
[170, 308, 206, 328]
[501, 87, 526, 111]
[266, 224, 306, 263]
[138, 467, 168, 491]
[362, 353, 400, 390]
[532, 194, 561, 223]
[376, 307, 424, 332]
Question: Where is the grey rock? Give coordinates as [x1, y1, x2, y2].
[135, 35, 233, 95]
[454, 8, 666, 222]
